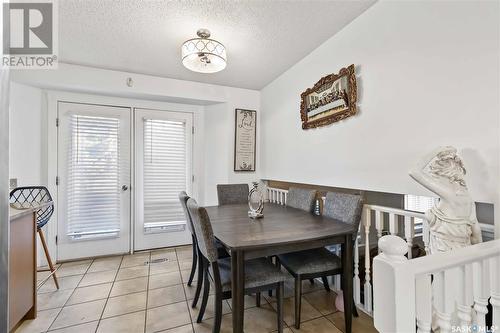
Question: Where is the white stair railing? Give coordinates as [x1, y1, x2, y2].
[267, 187, 288, 205]
[358, 204, 428, 314]
[266, 186, 495, 319]
[373, 235, 500, 333]
[266, 187, 430, 315]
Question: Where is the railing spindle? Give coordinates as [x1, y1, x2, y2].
[472, 260, 489, 327]
[374, 210, 383, 253]
[490, 256, 500, 328]
[363, 206, 372, 313]
[433, 270, 453, 333]
[334, 244, 342, 290]
[416, 274, 432, 333]
[389, 213, 398, 235]
[353, 232, 361, 305]
[456, 264, 473, 328]
[404, 216, 415, 259]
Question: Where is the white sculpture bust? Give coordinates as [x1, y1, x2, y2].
[409, 146, 482, 254]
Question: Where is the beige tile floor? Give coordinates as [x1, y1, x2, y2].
[16, 246, 378, 333]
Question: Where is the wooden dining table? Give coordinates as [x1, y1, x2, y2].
[205, 203, 355, 333]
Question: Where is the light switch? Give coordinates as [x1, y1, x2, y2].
[9, 178, 18, 189]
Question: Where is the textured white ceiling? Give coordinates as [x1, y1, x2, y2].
[59, 1, 375, 90]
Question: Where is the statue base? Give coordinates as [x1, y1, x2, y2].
[248, 211, 264, 219]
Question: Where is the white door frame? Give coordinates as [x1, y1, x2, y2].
[46, 91, 204, 262]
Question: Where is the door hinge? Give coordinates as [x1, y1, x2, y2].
[56, 118, 59, 127]
[192, 175, 195, 182]
[55, 176, 59, 186]
[55, 235, 58, 245]
[192, 126, 195, 134]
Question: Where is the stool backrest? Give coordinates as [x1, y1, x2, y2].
[9, 186, 54, 229]
[186, 198, 218, 263]
[216, 183, 249, 205]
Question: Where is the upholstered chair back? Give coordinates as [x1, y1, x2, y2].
[323, 192, 363, 238]
[187, 198, 218, 263]
[217, 183, 249, 205]
[178, 191, 194, 235]
[286, 187, 317, 213]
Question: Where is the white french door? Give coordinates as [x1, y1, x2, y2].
[57, 102, 131, 260]
[134, 108, 193, 250]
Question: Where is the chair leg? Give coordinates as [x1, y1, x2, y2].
[192, 250, 204, 308]
[294, 276, 302, 329]
[353, 298, 359, 317]
[321, 276, 331, 292]
[38, 229, 59, 289]
[269, 258, 281, 297]
[213, 288, 223, 333]
[197, 259, 210, 323]
[276, 282, 284, 333]
[256, 292, 261, 307]
[187, 237, 198, 286]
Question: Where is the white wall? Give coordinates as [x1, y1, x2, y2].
[261, 1, 499, 205]
[9, 82, 47, 186]
[11, 63, 261, 206]
[203, 102, 261, 206]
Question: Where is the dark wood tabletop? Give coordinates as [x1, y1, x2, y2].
[204, 203, 355, 333]
[205, 203, 354, 250]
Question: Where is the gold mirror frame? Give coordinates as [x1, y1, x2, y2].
[300, 64, 357, 129]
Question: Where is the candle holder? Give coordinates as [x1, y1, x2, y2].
[248, 181, 264, 219]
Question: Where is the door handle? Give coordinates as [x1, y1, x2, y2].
[122, 185, 129, 191]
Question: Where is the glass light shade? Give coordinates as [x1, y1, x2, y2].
[181, 37, 227, 74]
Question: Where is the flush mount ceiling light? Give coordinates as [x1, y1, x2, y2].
[181, 29, 227, 74]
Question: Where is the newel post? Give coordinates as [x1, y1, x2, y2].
[374, 235, 416, 333]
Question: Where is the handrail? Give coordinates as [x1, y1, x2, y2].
[363, 204, 426, 220]
[373, 235, 500, 333]
[395, 238, 500, 276]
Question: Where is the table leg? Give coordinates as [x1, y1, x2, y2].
[342, 236, 353, 333]
[231, 250, 245, 333]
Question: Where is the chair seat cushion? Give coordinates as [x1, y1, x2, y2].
[278, 248, 341, 275]
[217, 257, 290, 292]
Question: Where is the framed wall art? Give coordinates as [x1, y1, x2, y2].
[300, 64, 357, 129]
[234, 109, 256, 172]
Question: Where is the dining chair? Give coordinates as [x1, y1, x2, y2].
[277, 191, 363, 329]
[187, 198, 288, 333]
[280, 187, 324, 291]
[216, 183, 249, 205]
[179, 192, 229, 308]
[286, 187, 317, 212]
[216, 183, 266, 305]
[9, 186, 59, 289]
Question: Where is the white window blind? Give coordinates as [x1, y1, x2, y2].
[143, 118, 187, 230]
[404, 194, 439, 213]
[66, 115, 121, 239]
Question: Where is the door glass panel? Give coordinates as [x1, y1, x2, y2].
[65, 114, 121, 239]
[142, 118, 187, 233]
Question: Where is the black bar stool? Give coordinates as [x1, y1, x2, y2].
[10, 186, 59, 289]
